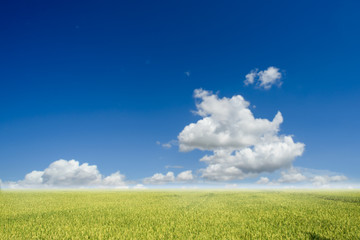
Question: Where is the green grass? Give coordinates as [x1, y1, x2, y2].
[1, 190, 359, 239]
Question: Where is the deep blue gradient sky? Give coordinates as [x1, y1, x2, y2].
[1, 0, 360, 184]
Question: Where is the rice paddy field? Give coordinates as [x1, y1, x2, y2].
[1, 190, 359, 239]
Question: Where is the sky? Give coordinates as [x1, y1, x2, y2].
[1, 0, 360, 189]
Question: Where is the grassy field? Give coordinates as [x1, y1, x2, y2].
[0, 190, 359, 239]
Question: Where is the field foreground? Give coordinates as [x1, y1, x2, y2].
[1, 190, 359, 239]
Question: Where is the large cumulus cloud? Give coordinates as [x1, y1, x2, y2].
[178, 89, 305, 181]
[179, 89, 283, 152]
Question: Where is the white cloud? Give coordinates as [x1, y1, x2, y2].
[4, 159, 127, 188]
[133, 184, 147, 189]
[162, 143, 172, 148]
[157, 140, 178, 149]
[244, 70, 257, 85]
[268, 167, 349, 187]
[143, 172, 175, 184]
[177, 170, 194, 181]
[244, 66, 282, 90]
[256, 177, 270, 184]
[22, 170, 44, 185]
[41, 160, 102, 186]
[312, 175, 348, 186]
[200, 136, 304, 181]
[102, 171, 127, 187]
[178, 89, 305, 181]
[185, 71, 191, 77]
[179, 89, 284, 152]
[258, 67, 282, 89]
[277, 168, 307, 183]
[143, 170, 194, 184]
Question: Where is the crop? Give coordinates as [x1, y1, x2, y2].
[1, 190, 359, 239]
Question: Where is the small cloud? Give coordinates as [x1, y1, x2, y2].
[157, 140, 178, 149]
[177, 170, 194, 181]
[256, 177, 270, 184]
[277, 168, 307, 183]
[184, 71, 191, 77]
[244, 70, 257, 85]
[133, 184, 147, 189]
[102, 171, 127, 187]
[244, 66, 282, 90]
[23, 170, 44, 185]
[143, 172, 175, 184]
[143, 170, 194, 184]
[272, 167, 349, 187]
[311, 175, 348, 186]
[162, 143, 172, 148]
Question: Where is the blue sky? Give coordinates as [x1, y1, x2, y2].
[1, 0, 359, 188]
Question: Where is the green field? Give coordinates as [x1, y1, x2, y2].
[1, 190, 359, 239]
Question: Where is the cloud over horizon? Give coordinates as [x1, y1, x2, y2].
[4, 159, 128, 189]
[255, 167, 348, 187]
[178, 89, 305, 181]
[143, 170, 194, 184]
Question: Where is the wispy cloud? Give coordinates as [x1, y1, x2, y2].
[255, 167, 349, 187]
[156, 140, 178, 149]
